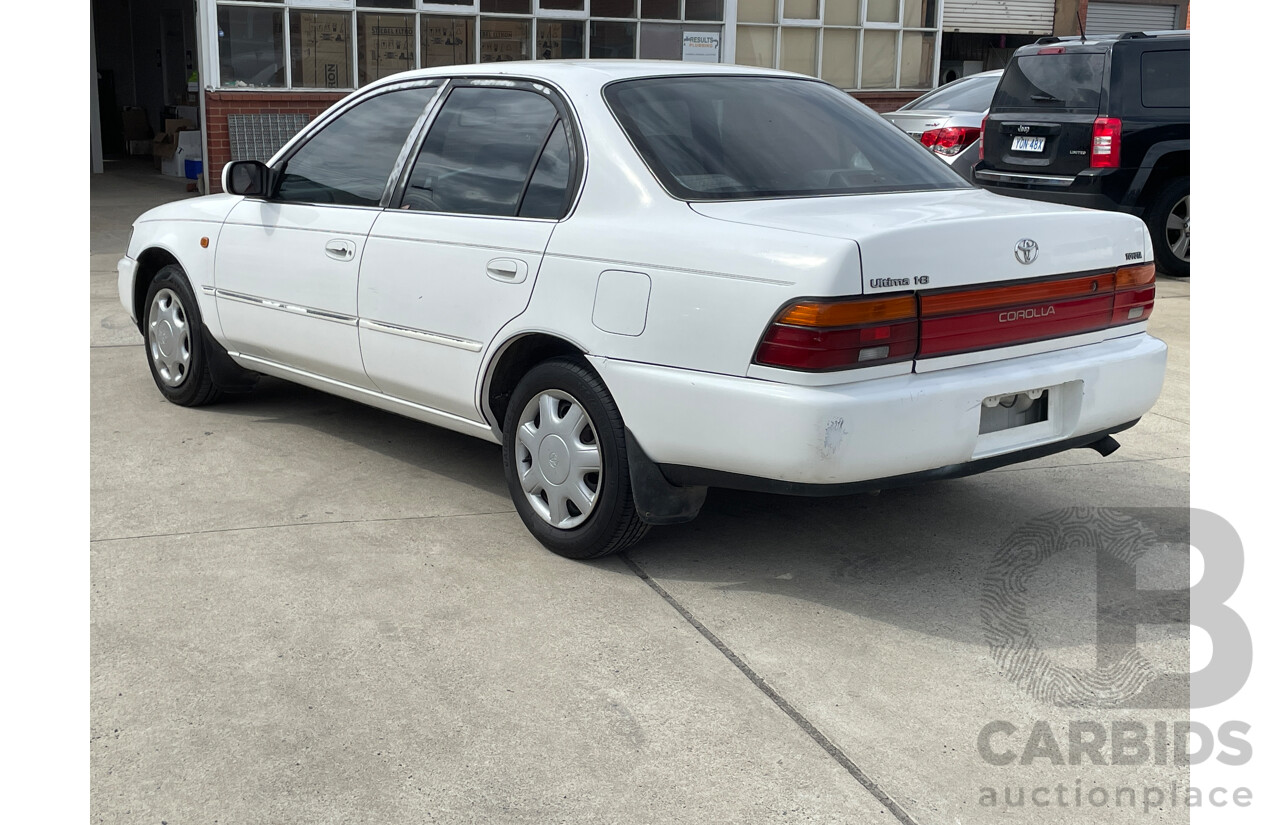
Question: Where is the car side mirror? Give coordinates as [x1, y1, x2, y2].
[222, 160, 274, 197]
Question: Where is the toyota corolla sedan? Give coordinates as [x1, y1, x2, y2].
[119, 62, 1166, 559]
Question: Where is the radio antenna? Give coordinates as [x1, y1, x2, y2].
[1076, 9, 1087, 42]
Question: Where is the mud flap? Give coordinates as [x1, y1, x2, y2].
[625, 429, 707, 526]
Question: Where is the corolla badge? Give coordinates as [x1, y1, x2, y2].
[1014, 238, 1039, 265]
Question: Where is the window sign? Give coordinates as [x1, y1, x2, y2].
[681, 31, 720, 62]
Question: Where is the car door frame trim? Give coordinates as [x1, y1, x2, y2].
[214, 288, 358, 326]
[358, 318, 484, 352]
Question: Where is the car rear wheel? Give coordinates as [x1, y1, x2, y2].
[143, 264, 223, 406]
[502, 357, 649, 559]
[1146, 177, 1189, 278]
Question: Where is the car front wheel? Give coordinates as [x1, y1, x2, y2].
[1146, 177, 1189, 278]
[143, 264, 223, 406]
[502, 357, 649, 559]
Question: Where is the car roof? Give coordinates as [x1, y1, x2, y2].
[1014, 30, 1189, 54]
[363, 60, 806, 95]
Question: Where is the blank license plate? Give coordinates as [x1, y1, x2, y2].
[1012, 136, 1046, 152]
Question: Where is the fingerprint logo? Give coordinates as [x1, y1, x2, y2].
[981, 508, 1165, 708]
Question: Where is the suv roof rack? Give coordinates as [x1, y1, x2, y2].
[1034, 36, 1061, 45]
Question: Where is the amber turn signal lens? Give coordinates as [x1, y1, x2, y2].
[200, 237, 210, 248]
[1115, 262, 1156, 289]
[776, 295, 916, 327]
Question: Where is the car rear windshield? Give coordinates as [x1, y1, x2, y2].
[604, 76, 967, 201]
[900, 73, 1001, 113]
[991, 53, 1106, 113]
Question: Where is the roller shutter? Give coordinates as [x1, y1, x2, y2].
[1085, 2, 1179, 35]
[942, 0, 1056, 35]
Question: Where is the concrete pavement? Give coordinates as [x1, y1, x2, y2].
[92, 158, 1191, 824]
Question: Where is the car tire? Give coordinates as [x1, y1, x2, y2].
[142, 264, 224, 406]
[502, 357, 650, 559]
[1145, 177, 1189, 278]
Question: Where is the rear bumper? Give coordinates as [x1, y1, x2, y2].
[973, 165, 1140, 215]
[591, 332, 1167, 489]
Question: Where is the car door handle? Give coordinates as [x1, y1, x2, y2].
[486, 258, 528, 284]
[325, 239, 357, 262]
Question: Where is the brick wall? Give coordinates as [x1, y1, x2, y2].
[850, 91, 922, 113]
[204, 91, 346, 193]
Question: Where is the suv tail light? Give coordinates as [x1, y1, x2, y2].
[920, 126, 982, 156]
[754, 296, 917, 371]
[754, 264, 1158, 370]
[978, 116, 988, 160]
[1091, 117, 1122, 168]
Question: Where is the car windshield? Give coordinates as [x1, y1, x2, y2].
[900, 74, 1001, 113]
[604, 76, 969, 201]
[991, 53, 1106, 113]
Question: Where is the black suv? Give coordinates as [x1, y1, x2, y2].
[973, 31, 1189, 276]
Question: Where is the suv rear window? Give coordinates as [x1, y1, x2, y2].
[604, 76, 967, 201]
[1141, 50, 1189, 108]
[991, 53, 1105, 113]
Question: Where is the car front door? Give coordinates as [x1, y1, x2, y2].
[358, 81, 580, 421]
[214, 82, 441, 388]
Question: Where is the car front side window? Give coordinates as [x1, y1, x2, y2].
[275, 84, 440, 207]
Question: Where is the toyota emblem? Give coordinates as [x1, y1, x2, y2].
[1014, 238, 1039, 265]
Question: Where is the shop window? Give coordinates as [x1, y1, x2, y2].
[481, 0, 532, 13]
[639, 23, 721, 59]
[590, 21, 636, 58]
[217, 6, 285, 88]
[780, 27, 817, 75]
[276, 85, 439, 206]
[356, 0, 414, 8]
[783, 0, 819, 20]
[684, 0, 724, 21]
[594, 0, 636, 17]
[290, 11, 353, 89]
[538, 19, 585, 59]
[738, 0, 776, 24]
[540, 0, 586, 9]
[358, 13, 415, 86]
[861, 29, 896, 88]
[403, 87, 560, 216]
[480, 17, 531, 62]
[424, 16, 475, 67]
[736, 26, 774, 67]
[641, 0, 680, 20]
[820, 27, 858, 88]
[824, 1, 860, 26]
[866, 0, 899, 24]
[904, 0, 938, 28]
[899, 31, 935, 88]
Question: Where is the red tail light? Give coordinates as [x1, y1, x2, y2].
[754, 296, 917, 371]
[978, 115, 988, 160]
[755, 265, 1157, 370]
[920, 126, 982, 157]
[1091, 117, 1122, 168]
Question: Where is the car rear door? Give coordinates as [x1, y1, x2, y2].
[983, 49, 1108, 179]
[357, 80, 581, 421]
[215, 82, 441, 388]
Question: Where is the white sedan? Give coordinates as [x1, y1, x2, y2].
[119, 61, 1166, 559]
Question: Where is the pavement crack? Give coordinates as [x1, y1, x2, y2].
[620, 553, 922, 825]
[91, 509, 517, 544]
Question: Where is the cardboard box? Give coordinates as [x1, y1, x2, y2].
[296, 13, 352, 88]
[127, 139, 153, 156]
[359, 14, 414, 83]
[152, 119, 196, 160]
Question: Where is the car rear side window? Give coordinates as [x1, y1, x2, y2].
[276, 85, 439, 207]
[402, 87, 561, 217]
[991, 54, 1105, 113]
[1140, 50, 1189, 108]
[605, 76, 966, 201]
[900, 74, 1001, 113]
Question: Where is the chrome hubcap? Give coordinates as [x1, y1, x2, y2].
[147, 288, 191, 387]
[1166, 195, 1189, 262]
[515, 390, 602, 529]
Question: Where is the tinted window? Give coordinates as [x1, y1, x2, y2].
[1141, 50, 1189, 108]
[901, 73, 1001, 113]
[605, 76, 966, 201]
[277, 85, 439, 206]
[403, 87, 560, 216]
[991, 53, 1105, 113]
[519, 120, 574, 219]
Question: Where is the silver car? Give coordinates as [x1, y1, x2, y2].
[883, 70, 1003, 183]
